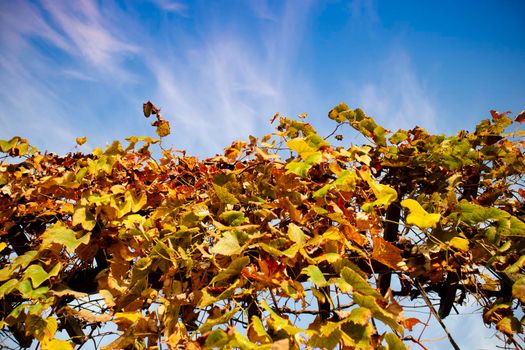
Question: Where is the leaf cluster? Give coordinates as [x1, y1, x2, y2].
[0, 104, 524, 349]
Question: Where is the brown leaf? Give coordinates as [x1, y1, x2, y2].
[515, 110, 525, 123]
[270, 112, 280, 124]
[143, 101, 159, 117]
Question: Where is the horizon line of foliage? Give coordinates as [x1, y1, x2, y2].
[0, 102, 524, 349]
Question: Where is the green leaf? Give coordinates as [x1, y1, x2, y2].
[212, 231, 242, 256]
[205, 329, 229, 348]
[401, 199, 440, 229]
[502, 216, 525, 237]
[213, 183, 240, 205]
[72, 206, 96, 231]
[373, 125, 387, 146]
[199, 307, 240, 333]
[341, 267, 381, 298]
[219, 210, 245, 226]
[457, 200, 509, 225]
[353, 294, 403, 334]
[285, 161, 313, 178]
[288, 223, 306, 245]
[260, 299, 305, 335]
[13, 250, 38, 270]
[301, 265, 328, 287]
[329, 103, 351, 122]
[199, 279, 244, 308]
[389, 130, 408, 144]
[17, 279, 49, 299]
[0, 137, 20, 153]
[303, 151, 323, 165]
[41, 222, 91, 253]
[211, 256, 250, 285]
[313, 170, 357, 198]
[384, 332, 407, 350]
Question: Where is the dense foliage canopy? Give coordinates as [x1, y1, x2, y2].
[1, 103, 524, 349]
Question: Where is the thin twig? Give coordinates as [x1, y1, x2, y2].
[403, 336, 430, 350]
[324, 123, 344, 140]
[413, 279, 460, 350]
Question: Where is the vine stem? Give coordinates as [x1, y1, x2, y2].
[413, 279, 460, 350]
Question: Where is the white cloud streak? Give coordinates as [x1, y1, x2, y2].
[1, 0, 317, 155]
[143, 0, 316, 154]
[40, 0, 140, 81]
[355, 48, 438, 133]
[0, 0, 143, 152]
[150, 0, 188, 15]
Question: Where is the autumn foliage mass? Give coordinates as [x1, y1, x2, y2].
[0, 102, 524, 349]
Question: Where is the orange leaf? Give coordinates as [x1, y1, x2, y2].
[342, 224, 367, 246]
[371, 236, 403, 269]
[402, 317, 421, 331]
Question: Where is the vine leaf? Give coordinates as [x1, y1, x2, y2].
[372, 237, 404, 269]
[512, 277, 525, 303]
[212, 231, 242, 256]
[41, 223, 91, 253]
[401, 199, 440, 229]
[341, 267, 382, 298]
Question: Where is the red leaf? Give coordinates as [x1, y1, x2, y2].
[490, 109, 511, 120]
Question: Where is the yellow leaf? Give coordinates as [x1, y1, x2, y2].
[114, 311, 143, 323]
[0, 242, 6, 253]
[155, 119, 171, 137]
[125, 190, 148, 213]
[42, 339, 73, 350]
[75, 136, 87, 146]
[288, 223, 306, 245]
[72, 206, 96, 231]
[212, 231, 242, 256]
[401, 199, 441, 229]
[449, 236, 469, 251]
[44, 317, 58, 339]
[361, 170, 397, 209]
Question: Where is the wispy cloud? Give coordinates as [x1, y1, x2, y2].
[143, 1, 316, 154]
[355, 48, 438, 133]
[40, 0, 140, 81]
[1, 0, 318, 155]
[0, 0, 144, 152]
[150, 0, 187, 15]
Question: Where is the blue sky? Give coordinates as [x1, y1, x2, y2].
[0, 0, 524, 348]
